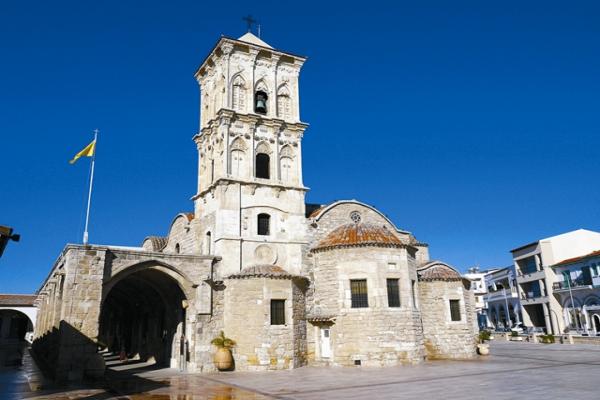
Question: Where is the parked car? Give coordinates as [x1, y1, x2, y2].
[510, 322, 524, 334]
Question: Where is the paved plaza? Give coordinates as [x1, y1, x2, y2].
[4, 341, 600, 399]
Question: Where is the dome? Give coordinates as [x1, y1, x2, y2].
[417, 261, 462, 281]
[312, 223, 404, 252]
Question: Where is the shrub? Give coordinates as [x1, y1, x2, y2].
[511, 331, 519, 337]
[479, 330, 491, 343]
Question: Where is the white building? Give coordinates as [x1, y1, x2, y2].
[551, 250, 600, 335]
[511, 229, 600, 334]
[483, 266, 521, 330]
[464, 267, 492, 329]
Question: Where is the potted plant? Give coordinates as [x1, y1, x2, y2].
[477, 330, 491, 355]
[540, 334, 555, 344]
[211, 331, 236, 371]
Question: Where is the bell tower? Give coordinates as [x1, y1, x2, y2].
[192, 33, 309, 277]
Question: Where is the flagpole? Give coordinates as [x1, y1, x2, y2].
[83, 129, 98, 245]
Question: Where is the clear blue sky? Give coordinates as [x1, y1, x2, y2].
[2, 1, 600, 293]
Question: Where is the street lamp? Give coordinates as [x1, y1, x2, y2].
[0, 225, 20, 258]
[565, 272, 580, 333]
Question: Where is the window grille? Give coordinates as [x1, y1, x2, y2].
[271, 300, 285, 325]
[386, 279, 401, 307]
[257, 214, 270, 236]
[450, 299, 461, 321]
[350, 280, 368, 308]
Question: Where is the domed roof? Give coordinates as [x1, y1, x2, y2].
[312, 223, 404, 252]
[417, 261, 462, 281]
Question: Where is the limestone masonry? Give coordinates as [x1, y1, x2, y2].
[33, 32, 478, 381]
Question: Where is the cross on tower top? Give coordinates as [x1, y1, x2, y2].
[242, 15, 257, 32]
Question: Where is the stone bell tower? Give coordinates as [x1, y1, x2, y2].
[192, 32, 309, 277]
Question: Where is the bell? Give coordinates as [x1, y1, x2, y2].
[255, 93, 267, 114]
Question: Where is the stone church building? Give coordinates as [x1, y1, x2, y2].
[33, 32, 477, 381]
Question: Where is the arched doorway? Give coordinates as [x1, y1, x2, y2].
[0, 309, 33, 344]
[99, 268, 188, 368]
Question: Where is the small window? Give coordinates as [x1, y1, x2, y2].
[270, 299, 285, 325]
[350, 279, 368, 308]
[256, 153, 270, 179]
[450, 299, 461, 321]
[386, 279, 401, 307]
[257, 213, 270, 236]
[411, 280, 417, 309]
[175, 243, 180, 254]
[205, 232, 212, 254]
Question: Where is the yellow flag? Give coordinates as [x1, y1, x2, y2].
[69, 140, 96, 164]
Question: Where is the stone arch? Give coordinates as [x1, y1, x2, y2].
[230, 137, 248, 177]
[103, 260, 195, 304]
[311, 200, 408, 234]
[280, 144, 294, 159]
[255, 141, 272, 155]
[0, 308, 35, 342]
[99, 261, 193, 368]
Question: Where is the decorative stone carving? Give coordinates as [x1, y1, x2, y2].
[254, 244, 277, 265]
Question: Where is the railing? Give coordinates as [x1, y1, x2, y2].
[484, 288, 518, 302]
[553, 278, 593, 290]
[522, 291, 542, 300]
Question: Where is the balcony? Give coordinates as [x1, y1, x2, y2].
[553, 276, 600, 292]
[484, 287, 519, 303]
[516, 269, 546, 283]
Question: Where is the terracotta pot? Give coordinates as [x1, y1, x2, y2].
[477, 343, 490, 355]
[214, 347, 233, 371]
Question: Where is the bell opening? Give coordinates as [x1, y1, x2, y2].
[254, 91, 268, 115]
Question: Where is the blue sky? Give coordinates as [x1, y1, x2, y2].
[1, 1, 600, 293]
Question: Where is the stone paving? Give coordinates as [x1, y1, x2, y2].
[4, 341, 600, 399]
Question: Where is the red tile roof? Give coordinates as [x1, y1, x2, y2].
[417, 262, 462, 281]
[552, 250, 600, 267]
[0, 294, 37, 306]
[312, 223, 404, 252]
[228, 265, 306, 280]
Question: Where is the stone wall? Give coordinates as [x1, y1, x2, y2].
[419, 280, 478, 360]
[33, 244, 219, 380]
[310, 246, 425, 366]
[223, 277, 306, 370]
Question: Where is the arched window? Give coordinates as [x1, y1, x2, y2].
[205, 231, 212, 254]
[277, 85, 291, 119]
[232, 75, 246, 112]
[256, 153, 270, 179]
[280, 156, 293, 182]
[175, 243, 180, 254]
[255, 91, 268, 114]
[257, 213, 270, 236]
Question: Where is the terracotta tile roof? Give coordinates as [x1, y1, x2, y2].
[0, 294, 37, 306]
[184, 212, 195, 222]
[417, 261, 463, 282]
[228, 265, 307, 280]
[552, 250, 600, 267]
[312, 223, 404, 252]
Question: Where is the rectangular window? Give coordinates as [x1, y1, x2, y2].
[350, 279, 368, 308]
[270, 300, 285, 325]
[386, 279, 401, 307]
[449, 299, 461, 321]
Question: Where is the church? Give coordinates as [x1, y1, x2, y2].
[33, 32, 477, 381]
